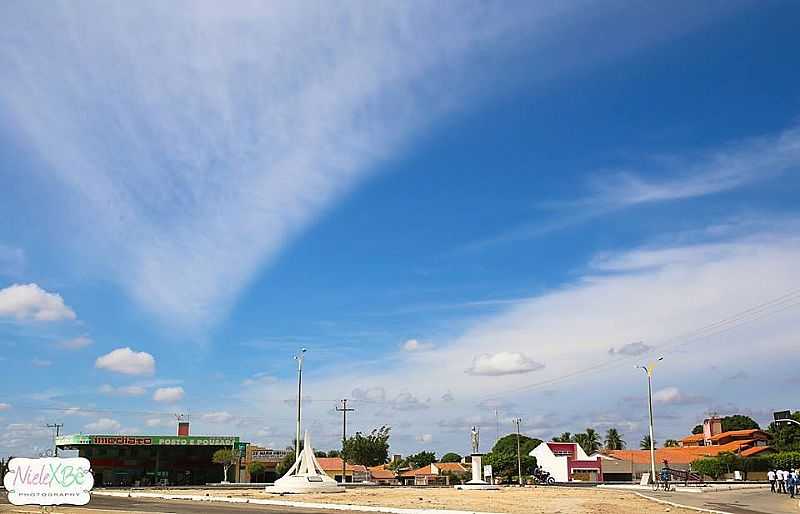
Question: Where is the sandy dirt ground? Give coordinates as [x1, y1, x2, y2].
[152, 486, 698, 514]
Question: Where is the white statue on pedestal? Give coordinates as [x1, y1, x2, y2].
[455, 425, 498, 490]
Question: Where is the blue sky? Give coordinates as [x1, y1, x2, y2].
[1, 1, 800, 456]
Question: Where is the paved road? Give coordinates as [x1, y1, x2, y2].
[1, 492, 357, 513]
[642, 488, 800, 514]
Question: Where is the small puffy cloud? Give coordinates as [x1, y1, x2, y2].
[0, 403, 10, 411]
[99, 384, 147, 397]
[608, 341, 652, 356]
[31, 358, 52, 367]
[153, 386, 184, 403]
[652, 387, 706, 405]
[0, 283, 76, 321]
[85, 417, 121, 432]
[201, 411, 235, 424]
[352, 386, 387, 402]
[402, 339, 433, 352]
[95, 347, 155, 376]
[57, 336, 93, 350]
[441, 391, 455, 403]
[416, 434, 433, 444]
[466, 352, 544, 376]
[391, 392, 430, 411]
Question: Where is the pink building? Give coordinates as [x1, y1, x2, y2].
[530, 442, 603, 482]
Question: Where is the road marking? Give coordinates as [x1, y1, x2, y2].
[636, 492, 733, 514]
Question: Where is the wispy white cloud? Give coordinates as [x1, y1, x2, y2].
[57, 335, 93, 350]
[0, 2, 739, 331]
[464, 125, 800, 251]
[587, 126, 800, 208]
[84, 417, 121, 433]
[99, 384, 147, 397]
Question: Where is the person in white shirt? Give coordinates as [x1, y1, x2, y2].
[777, 469, 786, 494]
[768, 469, 776, 493]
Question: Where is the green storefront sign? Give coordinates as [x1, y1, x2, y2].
[56, 434, 240, 447]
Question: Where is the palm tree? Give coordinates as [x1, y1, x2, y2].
[664, 439, 679, 447]
[552, 432, 572, 443]
[604, 428, 626, 450]
[583, 428, 601, 454]
[640, 434, 656, 450]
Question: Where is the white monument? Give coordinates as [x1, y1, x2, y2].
[268, 431, 342, 493]
[266, 349, 343, 494]
[455, 426, 499, 490]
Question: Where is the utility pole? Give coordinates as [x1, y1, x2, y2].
[336, 399, 355, 484]
[513, 418, 523, 486]
[495, 409, 500, 446]
[47, 423, 63, 457]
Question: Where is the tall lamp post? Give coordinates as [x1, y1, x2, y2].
[638, 356, 663, 483]
[295, 348, 307, 456]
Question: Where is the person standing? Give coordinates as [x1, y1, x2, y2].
[788, 469, 796, 499]
[778, 469, 786, 494]
[768, 469, 776, 493]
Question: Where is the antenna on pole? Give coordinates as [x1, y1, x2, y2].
[46, 423, 63, 457]
[336, 399, 355, 484]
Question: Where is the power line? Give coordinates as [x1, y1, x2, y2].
[483, 287, 800, 400]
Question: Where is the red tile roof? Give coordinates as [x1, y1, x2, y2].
[368, 465, 396, 480]
[681, 434, 705, 443]
[316, 457, 367, 473]
[739, 446, 774, 457]
[709, 429, 767, 442]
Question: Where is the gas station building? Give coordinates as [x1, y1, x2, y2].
[56, 423, 242, 486]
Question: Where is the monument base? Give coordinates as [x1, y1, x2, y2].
[455, 481, 500, 490]
[268, 474, 343, 494]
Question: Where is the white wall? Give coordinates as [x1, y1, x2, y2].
[530, 443, 569, 482]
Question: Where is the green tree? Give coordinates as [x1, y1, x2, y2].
[769, 451, 800, 469]
[326, 449, 341, 458]
[691, 458, 723, 479]
[721, 415, 759, 432]
[314, 450, 327, 458]
[276, 450, 295, 476]
[247, 461, 267, 482]
[440, 452, 462, 463]
[664, 439, 679, 447]
[574, 428, 601, 455]
[406, 451, 436, 469]
[692, 425, 703, 435]
[604, 428, 625, 450]
[342, 426, 391, 467]
[552, 432, 572, 443]
[640, 434, 655, 450]
[484, 433, 540, 482]
[768, 411, 800, 452]
[212, 448, 236, 483]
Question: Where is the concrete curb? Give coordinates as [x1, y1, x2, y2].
[634, 492, 733, 514]
[92, 490, 506, 514]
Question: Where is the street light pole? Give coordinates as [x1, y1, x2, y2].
[639, 356, 663, 484]
[295, 348, 307, 457]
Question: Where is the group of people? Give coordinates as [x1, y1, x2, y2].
[768, 468, 800, 498]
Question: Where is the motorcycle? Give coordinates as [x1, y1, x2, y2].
[532, 467, 556, 485]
